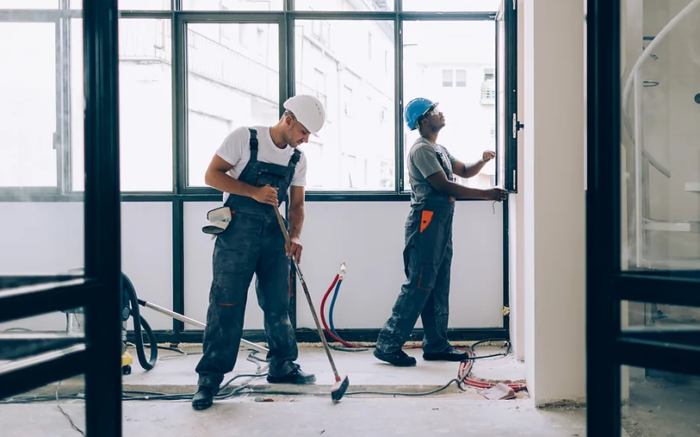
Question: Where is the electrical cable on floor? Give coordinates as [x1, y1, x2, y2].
[56, 380, 85, 436]
[0, 341, 524, 405]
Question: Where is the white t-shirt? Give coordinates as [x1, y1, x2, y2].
[215, 126, 307, 203]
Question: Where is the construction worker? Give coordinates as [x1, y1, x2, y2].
[373, 97, 508, 367]
[192, 95, 326, 410]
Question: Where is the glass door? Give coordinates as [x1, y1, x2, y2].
[587, 0, 700, 436]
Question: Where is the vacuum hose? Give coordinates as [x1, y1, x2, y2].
[122, 273, 158, 370]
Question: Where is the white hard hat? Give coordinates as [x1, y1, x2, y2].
[283, 94, 326, 135]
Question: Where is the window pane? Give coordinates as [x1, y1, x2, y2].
[183, 0, 283, 11]
[403, 21, 496, 192]
[0, 0, 57, 8]
[620, 3, 700, 272]
[0, 22, 57, 188]
[295, 20, 395, 191]
[496, 13, 506, 188]
[402, 0, 500, 12]
[186, 23, 279, 187]
[0, 12, 85, 274]
[67, 0, 171, 9]
[72, 19, 173, 192]
[295, 0, 393, 11]
[118, 0, 170, 9]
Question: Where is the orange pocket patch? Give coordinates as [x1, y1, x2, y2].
[420, 210, 434, 233]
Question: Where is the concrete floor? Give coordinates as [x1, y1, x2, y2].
[20, 342, 529, 398]
[0, 396, 586, 437]
[622, 369, 700, 437]
[0, 343, 590, 437]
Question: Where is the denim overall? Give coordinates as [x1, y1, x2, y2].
[196, 129, 302, 388]
[376, 146, 456, 355]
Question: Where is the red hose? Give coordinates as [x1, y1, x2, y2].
[458, 350, 527, 392]
[319, 275, 363, 348]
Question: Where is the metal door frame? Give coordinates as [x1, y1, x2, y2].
[586, 0, 700, 435]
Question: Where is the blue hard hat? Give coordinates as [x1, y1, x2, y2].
[404, 97, 438, 131]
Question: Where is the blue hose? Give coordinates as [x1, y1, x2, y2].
[329, 279, 342, 338]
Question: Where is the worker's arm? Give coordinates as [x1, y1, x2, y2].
[204, 155, 278, 205]
[426, 171, 507, 201]
[412, 146, 505, 201]
[450, 150, 496, 179]
[287, 185, 305, 263]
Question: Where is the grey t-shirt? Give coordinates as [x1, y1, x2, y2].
[407, 137, 456, 209]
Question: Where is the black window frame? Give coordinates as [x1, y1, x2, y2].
[0, 0, 519, 203]
[0, 0, 517, 346]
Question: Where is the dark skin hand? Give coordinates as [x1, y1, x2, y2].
[426, 151, 507, 201]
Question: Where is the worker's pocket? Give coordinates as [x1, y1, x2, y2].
[416, 263, 438, 291]
[405, 245, 438, 291]
[419, 210, 434, 233]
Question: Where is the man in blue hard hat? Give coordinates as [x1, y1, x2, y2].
[374, 97, 508, 367]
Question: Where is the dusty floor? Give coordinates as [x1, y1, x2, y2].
[0, 342, 588, 437]
[622, 369, 700, 437]
[17, 341, 529, 398]
[0, 396, 586, 437]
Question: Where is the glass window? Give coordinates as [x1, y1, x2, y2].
[295, 0, 393, 11]
[0, 22, 58, 188]
[186, 22, 280, 187]
[118, 0, 170, 9]
[455, 69, 467, 87]
[72, 19, 173, 192]
[183, 0, 283, 11]
[295, 19, 395, 191]
[403, 20, 496, 192]
[402, 0, 500, 12]
[0, 0, 58, 8]
[620, 3, 700, 272]
[442, 69, 453, 87]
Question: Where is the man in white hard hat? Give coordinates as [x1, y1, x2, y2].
[192, 95, 326, 411]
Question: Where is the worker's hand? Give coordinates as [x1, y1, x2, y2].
[253, 185, 278, 206]
[287, 237, 303, 264]
[482, 150, 496, 162]
[484, 188, 508, 202]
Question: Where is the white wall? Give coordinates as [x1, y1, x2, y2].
[522, 0, 587, 406]
[182, 200, 505, 332]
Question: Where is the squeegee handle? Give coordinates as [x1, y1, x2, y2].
[273, 206, 341, 379]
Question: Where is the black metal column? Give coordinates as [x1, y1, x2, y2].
[586, 0, 622, 435]
[83, 0, 123, 435]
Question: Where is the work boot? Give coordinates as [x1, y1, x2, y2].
[191, 386, 219, 411]
[423, 347, 468, 362]
[266, 365, 316, 384]
[373, 348, 417, 367]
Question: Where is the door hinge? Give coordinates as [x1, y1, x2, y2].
[513, 0, 517, 10]
[512, 113, 524, 138]
[502, 306, 510, 316]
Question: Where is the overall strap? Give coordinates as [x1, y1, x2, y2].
[248, 128, 259, 162]
[288, 148, 302, 169]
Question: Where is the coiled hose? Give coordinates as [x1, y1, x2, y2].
[122, 273, 158, 370]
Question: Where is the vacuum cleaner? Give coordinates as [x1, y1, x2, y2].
[118, 272, 269, 375]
